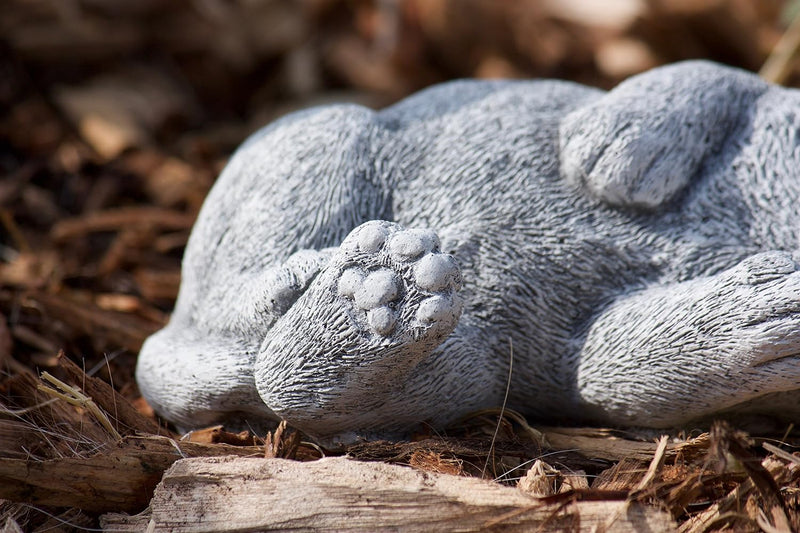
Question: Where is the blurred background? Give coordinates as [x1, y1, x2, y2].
[1, 0, 800, 401]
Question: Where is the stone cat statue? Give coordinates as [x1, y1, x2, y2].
[136, 61, 800, 445]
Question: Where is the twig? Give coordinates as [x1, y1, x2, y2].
[482, 339, 513, 479]
[0, 209, 31, 253]
[264, 420, 287, 458]
[763, 442, 800, 466]
[603, 435, 669, 530]
[678, 456, 794, 533]
[633, 435, 669, 494]
[300, 440, 326, 459]
[50, 206, 195, 241]
[37, 371, 122, 441]
[757, 508, 794, 533]
[760, 11, 800, 84]
[0, 398, 59, 417]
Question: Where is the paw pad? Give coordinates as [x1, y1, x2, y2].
[336, 222, 463, 339]
[417, 294, 461, 326]
[367, 306, 396, 336]
[338, 267, 401, 335]
[388, 229, 439, 261]
[354, 269, 400, 310]
[337, 267, 365, 298]
[356, 223, 388, 253]
[414, 254, 461, 291]
[340, 221, 391, 253]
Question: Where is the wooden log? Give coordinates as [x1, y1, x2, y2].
[0, 436, 265, 513]
[101, 456, 676, 532]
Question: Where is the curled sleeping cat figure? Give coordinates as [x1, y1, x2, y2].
[136, 61, 800, 445]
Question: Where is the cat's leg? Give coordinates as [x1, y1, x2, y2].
[137, 104, 391, 430]
[560, 61, 767, 210]
[254, 221, 466, 441]
[576, 250, 800, 426]
[135, 247, 336, 431]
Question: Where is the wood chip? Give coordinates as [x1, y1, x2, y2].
[50, 207, 195, 242]
[518, 459, 561, 497]
[25, 290, 160, 352]
[678, 456, 798, 533]
[133, 268, 182, 302]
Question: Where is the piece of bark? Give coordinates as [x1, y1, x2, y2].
[1, 371, 115, 459]
[96, 227, 157, 275]
[101, 456, 676, 532]
[55, 352, 165, 436]
[541, 427, 709, 462]
[0, 251, 59, 290]
[133, 267, 182, 303]
[633, 0, 763, 70]
[184, 425, 263, 447]
[50, 206, 195, 242]
[0, 420, 44, 460]
[561, 470, 591, 492]
[595, 38, 659, 78]
[345, 436, 540, 463]
[544, 0, 645, 29]
[27, 290, 161, 352]
[593, 457, 651, 491]
[344, 436, 550, 478]
[53, 66, 194, 159]
[0, 435, 266, 513]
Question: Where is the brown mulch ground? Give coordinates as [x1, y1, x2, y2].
[2, 1, 800, 530]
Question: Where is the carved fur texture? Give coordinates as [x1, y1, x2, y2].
[136, 61, 800, 444]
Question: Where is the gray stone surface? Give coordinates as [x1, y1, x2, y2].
[136, 61, 800, 444]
